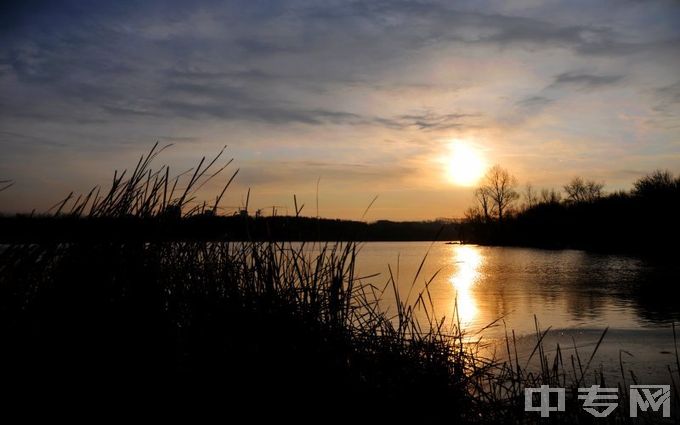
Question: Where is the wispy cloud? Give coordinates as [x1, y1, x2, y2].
[516, 96, 554, 108]
[653, 80, 680, 113]
[549, 72, 624, 89]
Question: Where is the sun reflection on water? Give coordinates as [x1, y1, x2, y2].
[449, 245, 483, 328]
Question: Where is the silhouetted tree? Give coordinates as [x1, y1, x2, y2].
[474, 187, 493, 223]
[523, 183, 538, 210]
[540, 188, 561, 204]
[563, 177, 604, 203]
[632, 170, 678, 197]
[462, 169, 679, 254]
[480, 165, 519, 224]
[463, 206, 483, 223]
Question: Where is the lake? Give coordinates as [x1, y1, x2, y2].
[352, 242, 680, 385]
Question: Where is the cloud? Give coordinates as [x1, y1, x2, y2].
[156, 100, 367, 125]
[549, 72, 624, 89]
[377, 112, 479, 131]
[0, 0, 671, 129]
[516, 96, 554, 108]
[0, 130, 68, 148]
[512, 71, 624, 113]
[653, 80, 680, 113]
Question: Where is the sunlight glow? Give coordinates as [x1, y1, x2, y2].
[448, 245, 483, 326]
[445, 141, 486, 187]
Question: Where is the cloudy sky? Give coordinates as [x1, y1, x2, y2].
[1, 0, 679, 220]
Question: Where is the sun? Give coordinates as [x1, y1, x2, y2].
[445, 141, 486, 186]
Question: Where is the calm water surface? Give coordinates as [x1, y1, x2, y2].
[352, 242, 680, 384]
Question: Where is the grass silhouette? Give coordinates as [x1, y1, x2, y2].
[1, 145, 677, 422]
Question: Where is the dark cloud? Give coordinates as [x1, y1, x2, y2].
[0, 130, 68, 148]
[155, 100, 365, 125]
[377, 112, 478, 131]
[653, 80, 680, 113]
[515, 72, 624, 112]
[296, 1, 678, 58]
[150, 98, 477, 130]
[550, 72, 624, 89]
[1, 0, 676, 132]
[165, 67, 276, 82]
[516, 96, 554, 108]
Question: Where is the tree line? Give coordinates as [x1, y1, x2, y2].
[462, 166, 680, 256]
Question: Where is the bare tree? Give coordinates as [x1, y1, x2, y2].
[480, 164, 519, 223]
[474, 186, 493, 223]
[563, 177, 604, 203]
[523, 183, 538, 210]
[464, 206, 483, 223]
[540, 188, 561, 204]
[632, 170, 677, 196]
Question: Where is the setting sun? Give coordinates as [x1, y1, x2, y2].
[446, 142, 487, 187]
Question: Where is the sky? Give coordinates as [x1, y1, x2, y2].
[1, 0, 679, 220]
